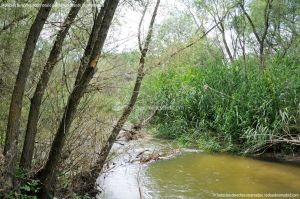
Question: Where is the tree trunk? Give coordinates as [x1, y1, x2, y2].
[240, 0, 272, 70]
[259, 0, 272, 70]
[20, 0, 85, 171]
[259, 45, 265, 70]
[219, 21, 234, 62]
[74, 1, 109, 86]
[2, 0, 55, 190]
[36, 0, 119, 196]
[90, 0, 160, 179]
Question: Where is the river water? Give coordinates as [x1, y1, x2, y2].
[143, 152, 300, 199]
[98, 138, 300, 199]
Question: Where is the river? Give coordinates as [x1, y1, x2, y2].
[97, 136, 300, 199]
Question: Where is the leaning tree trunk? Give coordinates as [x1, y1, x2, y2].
[90, 0, 161, 179]
[74, 2, 109, 86]
[36, 0, 119, 197]
[19, 0, 86, 171]
[2, 0, 55, 190]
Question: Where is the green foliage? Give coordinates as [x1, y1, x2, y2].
[19, 180, 40, 198]
[143, 59, 300, 154]
[2, 179, 40, 199]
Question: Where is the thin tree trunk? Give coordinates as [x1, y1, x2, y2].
[90, 0, 160, 179]
[240, 0, 272, 70]
[36, 0, 119, 196]
[218, 21, 234, 62]
[259, 45, 265, 69]
[19, 0, 86, 171]
[2, 0, 55, 190]
[259, 0, 272, 70]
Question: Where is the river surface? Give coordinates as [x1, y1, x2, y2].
[98, 137, 300, 199]
[143, 152, 300, 199]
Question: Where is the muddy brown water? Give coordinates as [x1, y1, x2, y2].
[98, 138, 300, 199]
[143, 152, 300, 199]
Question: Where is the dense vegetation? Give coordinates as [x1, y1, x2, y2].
[143, 58, 300, 153]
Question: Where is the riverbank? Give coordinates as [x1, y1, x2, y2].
[253, 152, 300, 165]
